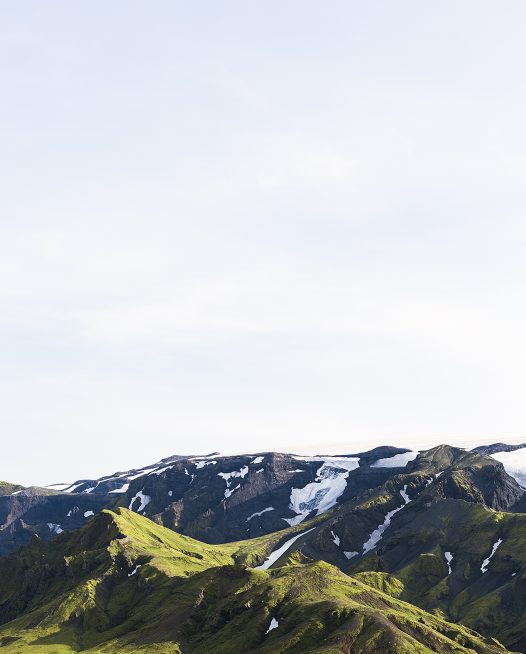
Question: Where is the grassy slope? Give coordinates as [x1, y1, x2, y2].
[0, 508, 514, 654]
[349, 497, 526, 651]
[266, 446, 526, 651]
[0, 481, 25, 496]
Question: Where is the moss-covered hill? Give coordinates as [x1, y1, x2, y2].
[346, 497, 526, 653]
[0, 508, 514, 654]
[0, 481, 24, 496]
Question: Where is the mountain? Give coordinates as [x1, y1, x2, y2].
[254, 445, 526, 652]
[472, 443, 526, 456]
[0, 507, 514, 654]
[0, 446, 413, 555]
[0, 482, 24, 497]
[1, 442, 526, 652]
[248, 445, 524, 571]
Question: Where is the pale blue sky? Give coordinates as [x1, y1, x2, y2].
[2, 2, 526, 485]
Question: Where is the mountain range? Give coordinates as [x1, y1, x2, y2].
[1, 442, 526, 653]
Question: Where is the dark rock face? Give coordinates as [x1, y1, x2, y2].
[419, 460, 524, 512]
[117, 452, 317, 542]
[0, 448, 403, 554]
[0, 491, 116, 555]
[0, 444, 523, 558]
[472, 462, 524, 511]
[273, 446, 525, 575]
[119, 452, 418, 544]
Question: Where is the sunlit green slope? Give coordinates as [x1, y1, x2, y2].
[0, 508, 514, 654]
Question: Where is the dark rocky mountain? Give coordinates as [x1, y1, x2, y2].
[260, 445, 523, 569]
[1, 444, 524, 558]
[0, 447, 414, 554]
[0, 444, 522, 558]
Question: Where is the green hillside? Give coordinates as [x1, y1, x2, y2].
[0, 481, 24, 496]
[349, 497, 526, 651]
[0, 508, 514, 654]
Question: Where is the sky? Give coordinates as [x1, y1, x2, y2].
[2, 2, 526, 486]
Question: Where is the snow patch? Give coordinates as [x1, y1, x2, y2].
[255, 468, 264, 474]
[64, 482, 85, 493]
[254, 528, 315, 570]
[193, 460, 217, 469]
[330, 530, 340, 546]
[444, 551, 453, 575]
[218, 466, 249, 483]
[266, 617, 279, 634]
[184, 468, 196, 482]
[481, 539, 503, 573]
[362, 485, 412, 554]
[127, 468, 157, 481]
[148, 465, 173, 476]
[47, 523, 63, 534]
[284, 457, 359, 525]
[251, 456, 264, 464]
[219, 466, 249, 499]
[224, 483, 241, 499]
[129, 490, 151, 512]
[246, 507, 275, 521]
[109, 483, 130, 494]
[82, 486, 97, 494]
[370, 451, 418, 468]
[128, 564, 142, 577]
[83, 510, 94, 518]
[46, 483, 71, 491]
[344, 551, 359, 559]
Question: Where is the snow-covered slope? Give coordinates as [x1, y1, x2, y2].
[370, 451, 419, 468]
[283, 456, 360, 526]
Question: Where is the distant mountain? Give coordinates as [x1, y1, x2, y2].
[472, 442, 526, 455]
[0, 446, 413, 554]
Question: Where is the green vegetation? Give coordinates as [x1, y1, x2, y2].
[350, 498, 526, 652]
[0, 508, 514, 653]
[0, 481, 24, 496]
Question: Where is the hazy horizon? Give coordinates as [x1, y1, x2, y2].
[3, 2, 526, 486]
[17, 434, 526, 488]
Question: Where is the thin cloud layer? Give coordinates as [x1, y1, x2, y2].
[1, 2, 526, 485]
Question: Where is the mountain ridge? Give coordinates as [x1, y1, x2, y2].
[2, 443, 526, 652]
[0, 507, 516, 654]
